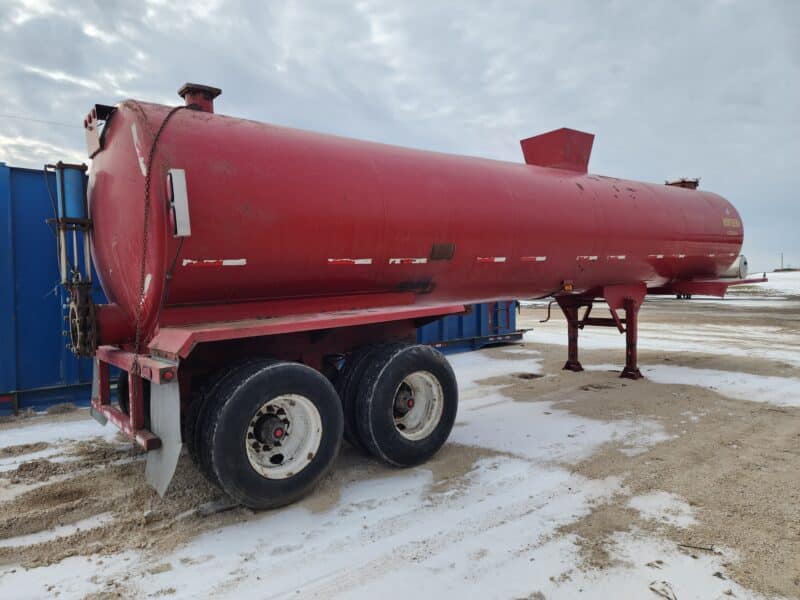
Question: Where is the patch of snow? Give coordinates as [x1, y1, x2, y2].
[451, 391, 669, 464]
[628, 491, 696, 528]
[447, 351, 542, 388]
[0, 551, 140, 599]
[0, 513, 114, 549]
[559, 532, 768, 600]
[586, 364, 800, 408]
[749, 271, 800, 295]
[0, 416, 120, 450]
[0, 446, 63, 472]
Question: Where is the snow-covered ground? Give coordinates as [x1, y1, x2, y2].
[2, 346, 794, 598]
[0, 273, 797, 599]
[744, 270, 800, 295]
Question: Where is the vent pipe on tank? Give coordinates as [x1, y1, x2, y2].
[178, 83, 222, 113]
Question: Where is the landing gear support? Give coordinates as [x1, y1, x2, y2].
[620, 297, 643, 380]
[556, 283, 646, 380]
[556, 298, 589, 372]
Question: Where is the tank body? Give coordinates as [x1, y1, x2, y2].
[89, 100, 744, 345]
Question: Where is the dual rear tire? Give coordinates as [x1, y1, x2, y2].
[187, 344, 457, 509]
[340, 344, 458, 467]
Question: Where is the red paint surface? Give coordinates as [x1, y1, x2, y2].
[88, 98, 744, 348]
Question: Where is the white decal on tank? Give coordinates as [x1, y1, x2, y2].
[476, 256, 506, 263]
[576, 255, 598, 261]
[520, 256, 547, 262]
[648, 254, 665, 259]
[182, 258, 247, 267]
[607, 255, 627, 260]
[708, 253, 716, 257]
[389, 258, 428, 265]
[327, 258, 372, 265]
[131, 123, 148, 177]
[143, 273, 152, 293]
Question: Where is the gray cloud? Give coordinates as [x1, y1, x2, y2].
[1, 0, 797, 269]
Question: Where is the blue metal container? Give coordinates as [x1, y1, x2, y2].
[417, 300, 524, 354]
[0, 163, 107, 414]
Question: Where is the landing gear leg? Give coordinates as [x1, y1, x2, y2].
[620, 297, 643, 380]
[558, 300, 584, 372]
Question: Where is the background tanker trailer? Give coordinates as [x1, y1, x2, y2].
[51, 83, 765, 509]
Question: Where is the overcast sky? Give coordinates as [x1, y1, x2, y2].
[1, 0, 797, 270]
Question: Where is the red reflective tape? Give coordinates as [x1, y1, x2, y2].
[476, 256, 506, 263]
[520, 256, 547, 262]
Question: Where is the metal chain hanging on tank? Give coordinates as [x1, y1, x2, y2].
[131, 105, 186, 376]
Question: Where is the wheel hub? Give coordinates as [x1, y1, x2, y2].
[245, 394, 323, 479]
[254, 414, 288, 446]
[393, 383, 416, 414]
[392, 371, 444, 441]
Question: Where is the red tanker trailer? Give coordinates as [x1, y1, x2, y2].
[51, 83, 763, 508]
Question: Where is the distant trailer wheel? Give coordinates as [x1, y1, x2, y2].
[355, 344, 458, 467]
[202, 361, 343, 509]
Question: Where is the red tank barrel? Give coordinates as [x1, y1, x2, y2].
[87, 85, 743, 346]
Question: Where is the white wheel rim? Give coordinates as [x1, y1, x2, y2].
[245, 394, 323, 479]
[392, 370, 444, 441]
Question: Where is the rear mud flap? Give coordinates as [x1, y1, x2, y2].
[145, 380, 182, 497]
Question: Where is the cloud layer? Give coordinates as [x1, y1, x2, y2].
[1, 0, 797, 269]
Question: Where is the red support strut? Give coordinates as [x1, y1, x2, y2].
[562, 304, 584, 372]
[620, 297, 643, 380]
[556, 282, 646, 380]
[557, 297, 590, 372]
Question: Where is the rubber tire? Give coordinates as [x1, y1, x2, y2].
[196, 359, 276, 487]
[355, 344, 458, 467]
[116, 373, 151, 430]
[184, 358, 269, 472]
[204, 361, 344, 509]
[336, 345, 377, 450]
